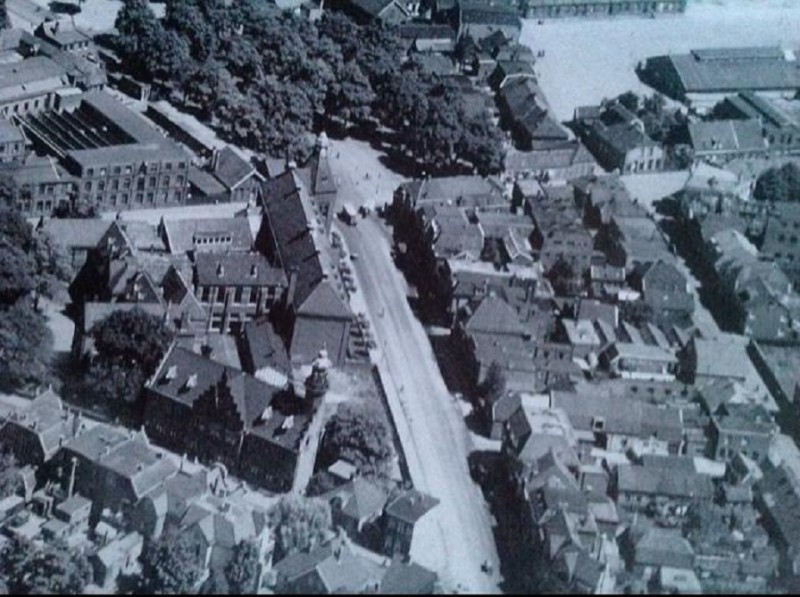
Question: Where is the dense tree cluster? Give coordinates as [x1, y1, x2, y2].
[114, 0, 504, 173]
[0, 208, 69, 390]
[0, 536, 92, 594]
[268, 495, 332, 562]
[0, 445, 20, 500]
[85, 308, 175, 404]
[321, 402, 394, 478]
[224, 539, 261, 594]
[613, 91, 687, 146]
[140, 530, 206, 594]
[753, 162, 800, 203]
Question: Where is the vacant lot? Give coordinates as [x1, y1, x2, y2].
[522, 0, 800, 121]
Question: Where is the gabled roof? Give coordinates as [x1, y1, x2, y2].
[195, 252, 286, 288]
[296, 280, 351, 319]
[634, 527, 695, 570]
[40, 218, 112, 251]
[146, 344, 281, 428]
[241, 318, 291, 376]
[379, 558, 438, 594]
[465, 295, 523, 336]
[325, 478, 388, 523]
[162, 217, 253, 255]
[688, 119, 766, 153]
[384, 490, 439, 524]
[212, 146, 261, 190]
[261, 169, 327, 308]
[617, 460, 714, 500]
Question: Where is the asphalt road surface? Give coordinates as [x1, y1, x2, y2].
[339, 217, 501, 594]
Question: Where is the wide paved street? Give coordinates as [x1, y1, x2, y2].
[340, 217, 500, 594]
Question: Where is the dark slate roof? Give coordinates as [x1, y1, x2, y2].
[81, 91, 165, 145]
[147, 345, 280, 427]
[349, 0, 400, 18]
[262, 170, 326, 308]
[460, 4, 522, 28]
[212, 146, 259, 190]
[398, 23, 456, 41]
[195, 252, 286, 287]
[64, 425, 177, 498]
[188, 166, 227, 197]
[758, 462, 800, 550]
[384, 490, 439, 524]
[241, 318, 291, 375]
[379, 559, 438, 594]
[656, 47, 800, 94]
[296, 281, 350, 319]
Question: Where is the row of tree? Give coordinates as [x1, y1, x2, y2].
[0, 208, 72, 391]
[113, 0, 505, 174]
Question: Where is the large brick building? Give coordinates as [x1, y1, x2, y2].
[15, 91, 190, 216]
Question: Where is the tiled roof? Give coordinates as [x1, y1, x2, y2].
[147, 345, 278, 424]
[688, 119, 767, 153]
[379, 559, 438, 594]
[40, 218, 111, 250]
[0, 56, 68, 103]
[187, 166, 227, 196]
[195, 252, 286, 287]
[618, 460, 714, 500]
[212, 146, 259, 190]
[296, 281, 350, 319]
[262, 170, 327, 308]
[325, 478, 388, 523]
[465, 295, 523, 335]
[162, 217, 253, 255]
[634, 527, 695, 570]
[241, 318, 291, 375]
[659, 48, 800, 94]
[551, 390, 683, 443]
[384, 490, 439, 524]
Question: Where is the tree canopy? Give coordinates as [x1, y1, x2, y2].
[753, 162, 800, 203]
[0, 208, 60, 390]
[268, 495, 332, 563]
[225, 539, 260, 594]
[480, 361, 507, 405]
[322, 402, 393, 478]
[113, 1, 505, 173]
[86, 308, 175, 404]
[140, 530, 206, 594]
[0, 536, 92, 594]
[0, 445, 21, 500]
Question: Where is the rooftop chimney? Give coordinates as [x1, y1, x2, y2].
[250, 264, 258, 278]
[166, 365, 178, 381]
[216, 263, 224, 277]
